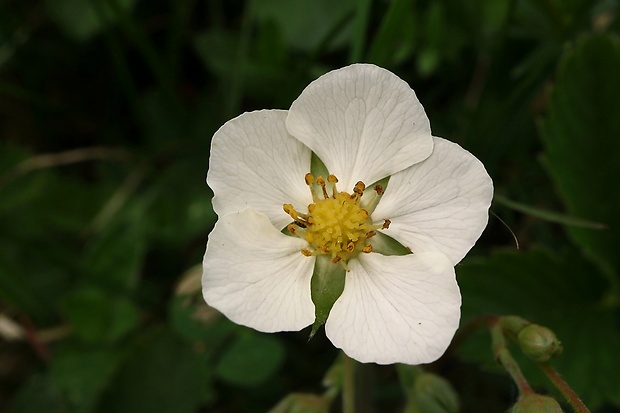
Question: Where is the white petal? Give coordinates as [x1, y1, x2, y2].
[286, 64, 433, 191]
[373, 137, 493, 264]
[202, 208, 315, 332]
[208, 110, 313, 230]
[325, 252, 460, 365]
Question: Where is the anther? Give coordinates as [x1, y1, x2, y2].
[283, 204, 297, 219]
[346, 242, 355, 253]
[382, 219, 391, 229]
[374, 184, 384, 196]
[287, 224, 297, 235]
[365, 230, 376, 238]
[354, 181, 365, 193]
[331, 256, 342, 264]
[294, 220, 307, 229]
[301, 248, 313, 257]
[362, 245, 373, 253]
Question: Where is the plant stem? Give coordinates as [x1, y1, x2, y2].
[540, 363, 590, 413]
[491, 321, 533, 395]
[342, 352, 356, 413]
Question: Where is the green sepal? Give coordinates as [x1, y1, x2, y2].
[309, 255, 346, 340]
[369, 231, 411, 256]
[310, 152, 329, 179]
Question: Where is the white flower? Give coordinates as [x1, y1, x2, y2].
[202, 64, 493, 365]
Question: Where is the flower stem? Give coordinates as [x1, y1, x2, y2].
[539, 363, 590, 413]
[491, 321, 534, 395]
[342, 352, 356, 413]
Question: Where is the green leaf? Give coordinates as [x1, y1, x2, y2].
[309, 255, 346, 339]
[59, 287, 139, 342]
[10, 373, 64, 413]
[250, 0, 356, 51]
[366, 0, 417, 66]
[405, 372, 460, 413]
[100, 329, 214, 413]
[417, 2, 445, 77]
[215, 332, 286, 388]
[349, 0, 372, 62]
[457, 248, 620, 409]
[45, 0, 138, 42]
[82, 207, 146, 290]
[542, 34, 620, 279]
[168, 295, 236, 347]
[269, 393, 331, 413]
[49, 344, 123, 413]
[193, 28, 300, 107]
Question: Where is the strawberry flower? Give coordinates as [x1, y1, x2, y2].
[202, 64, 493, 364]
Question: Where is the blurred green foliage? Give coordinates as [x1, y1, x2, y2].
[0, 0, 619, 412]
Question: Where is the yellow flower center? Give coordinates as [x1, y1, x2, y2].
[284, 173, 390, 267]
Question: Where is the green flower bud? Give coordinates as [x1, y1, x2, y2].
[406, 373, 460, 413]
[269, 393, 330, 413]
[517, 324, 562, 362]
[511, 394, 563, 413]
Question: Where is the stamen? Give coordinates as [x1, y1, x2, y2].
[305, 173, 318, 201]
[363, 184, 384, 212]
[316, 176, 329, 199]
[283, 204, 297, 219]
[353, 181, 365, 198]
[345, 241, 355, 253]
[328, 174, 338, 197]
[287, 172, 393, 267]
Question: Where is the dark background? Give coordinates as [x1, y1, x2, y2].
[1, 0, 619, 412]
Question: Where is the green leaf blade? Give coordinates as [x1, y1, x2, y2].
[542, 34, 620, 279]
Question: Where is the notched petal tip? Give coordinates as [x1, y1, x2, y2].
[286, 64, 434, 191]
